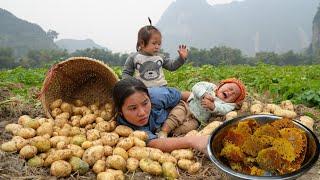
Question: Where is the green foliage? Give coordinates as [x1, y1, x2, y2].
[0, 47, 15, 68]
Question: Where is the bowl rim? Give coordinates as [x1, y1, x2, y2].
[207, 114, 320, 180]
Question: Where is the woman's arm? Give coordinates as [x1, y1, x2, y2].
[147, 136, 209, 154]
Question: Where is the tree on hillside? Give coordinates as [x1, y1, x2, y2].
[0, 47, 15, 69]
[46, 30, 59, 41]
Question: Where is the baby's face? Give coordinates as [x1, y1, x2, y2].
[216, 83, 241, 103]
[141, 33, 162, 55]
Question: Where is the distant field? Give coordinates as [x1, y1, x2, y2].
[1, 64, 320, 108]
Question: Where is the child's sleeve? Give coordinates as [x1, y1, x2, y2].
[192, 82, 216, 99]
[122, 55, 135, 79]
[162, 55, 185, 71]
[212, 102, 235, 116]
[149, 87, 182, 109]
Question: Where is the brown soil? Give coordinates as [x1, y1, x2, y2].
[0, 87, 319, 180]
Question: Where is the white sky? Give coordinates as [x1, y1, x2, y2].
[0, 0, 238, 53]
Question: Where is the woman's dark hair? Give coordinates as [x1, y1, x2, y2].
[136, 25, 161, 51]
[112, 77, 150, 113]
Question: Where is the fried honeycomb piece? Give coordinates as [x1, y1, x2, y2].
[250, 166, 265, 176]
[257, 147, 285, 171]
[223, 128, 248, 146]
[243, 157, 256, 167]
[272, 138, 296, 162]
[241, 135, 269, 157]
[279, 128, 307, 156]
[253, 124, 280, 138]
[220, 142, 246, 162]
[236, 119, 260, 135]
[271, 117, 295, 130]
[229, 162, 251, 175]
[255, 135, 274, 146]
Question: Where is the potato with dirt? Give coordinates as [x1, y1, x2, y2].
[50, 136, 70, 147]
[19, 145, 37, 159]
[178, 159, 194, 170]
[12, 136, 29, 150]
[171, 149, 194, 160]
[188, 162, 202, 174]
[93, 159, 106, 174]
[44, 149, 73, 166]
[162, 161, 179, 179]
[50, 99, 63, 110]
[30, 136, 51, 152]
[106, 154, 127, 171]
[67, 144, 84, 158]
[5, 123, 22, 135]
[82, 145, 104, 166]
[97, 169, 125, 180]
[115, 125, 133, 137]
[37, 122, 53, 136]
[159, 153, 177, 164]
[68, 156, 89, 175]
[113, 147, 128, 160]
[130, 130, 148, 141]
[50, 160, 72, 177]
[80, 114, 97, 127]
[70, 134, 87, 146]
[116, 137, 134, 150]
[1, 141, 17, 152]
[101, 132, 119, 146]
[126, 157, 139, 172]
[86, 129, 101, 141]
[17, 127, 36, 139]
[27, 156, 44, 167]
[139, 158, 162, 175]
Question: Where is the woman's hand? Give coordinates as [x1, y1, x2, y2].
[177, 45, 188, 60]
[189, 135, 210, 156]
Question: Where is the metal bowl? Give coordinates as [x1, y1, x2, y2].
[207, 114, 320, 180]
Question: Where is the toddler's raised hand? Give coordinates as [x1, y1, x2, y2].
[201, 96, 215, 111]
[177, 45, 188, 60]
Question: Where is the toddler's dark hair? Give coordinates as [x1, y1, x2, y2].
[136, 25, 161, 51]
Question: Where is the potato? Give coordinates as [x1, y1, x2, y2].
[198, 121, 222, 136]
[73, 99, 84, 107]
[300, 116, 314, 131]
[18, 115, 32, 125]
[51, 108, 62, 118]
[115, 125, 133, 137]
[1, 141, 17, 152]
[30, 136, 51, 152]
[80, 114, 97, 127]
[264, 104, 281, 113]
[81, 141, 93, 149]
[128, 146, 149, 160]
[86, 129, 101, 141]
[85, 124, 94, 130]
[70, 134, 87, 146]
[225, 111, 238, 120]
[50, 160, 72, 177]
[72, 107, 83, 116]
[58, 124, 72, 136]
[23, 119, 40, 129]
[133, 137, 146, 147]
[82, 107, 92, 115]
[27, 156, 44, 167]
[50, 99, 63, 110]
[19, 145, 37, 159]
[68, 144, 84, 158]
[101, 132, 119, 146]
[95, 121, 112, 132]
[280, 100, 294, 111]
[178, 159, 193, 170]
[56, 141, 68, 149]
[116, 137, 134, 150]
[109, 121, 117, 131]
[50, 136, 70, 147]
[162, 162, 179, 179]
[17, 128, 36, 139]
[92, 139, 103, 146]
[92, 159, 106, 174]
[100, 110, 112, 121]
[69, 126, 81, 136]
[106, 155, 127, 171]
[188, 162, 201, 174]
[44, 149, 73, 166]
[69, 156, 90, 175]
[250, 103, 263, 114]
[130, 130, 148, 141]
[97, 169, 124, 180]
[89, 104, 99, 111]
[239, 102, 249, 112]
[171, 149, 193, 160]
[126, 157, 139, 172]
[5, 123, 22, 135]
[12, 136, 28, 150]
[113, 147, 128, 160]
[274, 109, 297, 118]
[55, 112, 70, 120]
[61, 102, 72, 113]
[82, 145, 104, 166]
[139, 158, 162, 175]
[159, 153, 177, 164]
[185, 130, 198, 137]
[149, 149, 163, 161]
[101, 146, 113, 157]
[54, 118, 68, 128]
[37, 122, 53, 136]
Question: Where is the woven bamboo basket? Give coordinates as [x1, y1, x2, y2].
[39, 57, 119, 118]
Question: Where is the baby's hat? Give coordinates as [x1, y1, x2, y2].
[218, 78, 246, 103]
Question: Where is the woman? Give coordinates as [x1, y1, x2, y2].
[112, 77, 208, 153]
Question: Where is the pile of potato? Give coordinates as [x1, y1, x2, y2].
[1, 99, 201, 179]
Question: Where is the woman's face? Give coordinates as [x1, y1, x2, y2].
[121, 91, 151, 126]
